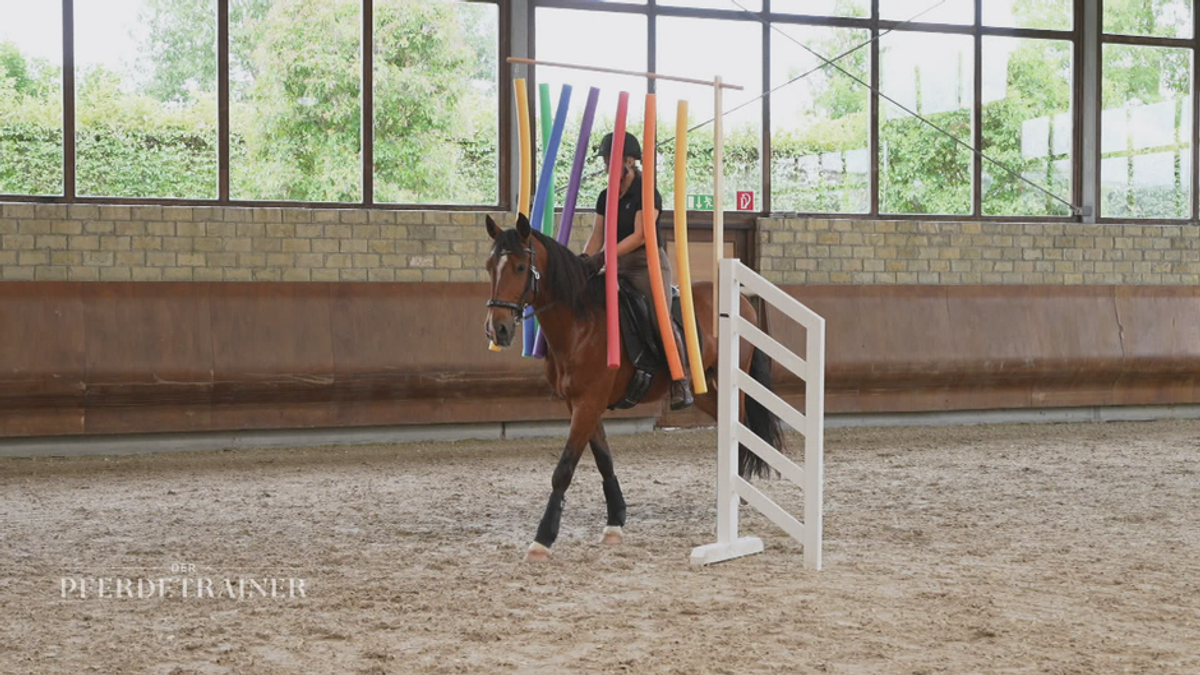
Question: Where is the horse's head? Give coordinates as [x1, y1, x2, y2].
[484, 213, 538, 348]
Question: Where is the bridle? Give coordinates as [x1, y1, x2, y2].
[486, 241, 548, 320]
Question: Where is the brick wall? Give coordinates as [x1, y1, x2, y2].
[0, 203, 593, 283]
[758, 218, 1200, 285]
[8, 203, 1196, 285]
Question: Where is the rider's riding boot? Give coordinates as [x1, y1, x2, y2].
[669, 323, 694, 411]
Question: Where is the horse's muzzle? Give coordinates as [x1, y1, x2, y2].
[490, 319, 514, 347]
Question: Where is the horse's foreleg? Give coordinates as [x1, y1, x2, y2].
[528, 399, 605, 562]
[589, 422, 626, 545]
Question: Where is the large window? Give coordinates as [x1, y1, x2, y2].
[9, 2, 1200, 222]
[0, 2, 63, 196]
[534, 0, 1078, 219]
[770, 25, 870, 213]
[534, 7, 648, 206]
[982, 37, 1073, 216]
[0, 0, 500, 207]
[879, 31, 974, 215]
[1101, 45, 1192, 219]
[231, 0, 363, 202]
[374, 1, 498, 205]
[1101, 1, 1196, 219]
[657, 16, 763, 211]
[1104, 0, 1192, 39]
[77, 0, 218, 199]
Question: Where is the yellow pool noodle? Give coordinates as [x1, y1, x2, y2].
[674, 100, 707, 395]
[514, 79, 532, 218]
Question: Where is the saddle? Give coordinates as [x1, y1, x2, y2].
[610, 277, 693, 410]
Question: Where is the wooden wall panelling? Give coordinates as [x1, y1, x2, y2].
[82, 282, 215, 434]
[207, 283, 337, 430]
[0, 283, 87, 435]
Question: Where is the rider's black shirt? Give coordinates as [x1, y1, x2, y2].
[595, 174, 665, 249]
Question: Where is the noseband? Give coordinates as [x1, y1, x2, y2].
[486, 242, 541, 319]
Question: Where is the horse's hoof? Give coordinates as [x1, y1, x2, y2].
[525, 542, 551, 562]
[601, 526, 623, 546]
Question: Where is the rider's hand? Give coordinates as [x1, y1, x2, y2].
[579, 252, 604, 276]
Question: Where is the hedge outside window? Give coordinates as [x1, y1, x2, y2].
[0, 2, 64, 196]
[374, 1, 499, 205]
[229, 0, 362, 203]
[76, 0, 218, 199]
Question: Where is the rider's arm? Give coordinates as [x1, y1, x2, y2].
[615, 208, 657, 257]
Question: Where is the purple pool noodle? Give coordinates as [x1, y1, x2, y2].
[524, 84, 573, 358]
[533, 86, 599, 359]
[557, 86, 600, 247]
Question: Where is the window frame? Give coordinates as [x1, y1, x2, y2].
[0, 0, 508, 211]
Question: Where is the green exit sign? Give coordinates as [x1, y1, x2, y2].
[686, 194, 714, 211]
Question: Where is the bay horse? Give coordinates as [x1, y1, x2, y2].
[484, 213, 785, 562]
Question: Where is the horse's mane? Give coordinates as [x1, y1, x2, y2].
[490, 229, 606, 319]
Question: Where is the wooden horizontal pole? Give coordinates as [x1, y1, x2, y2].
[507, 57, 744, 91]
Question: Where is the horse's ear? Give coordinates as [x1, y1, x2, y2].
[485, 215, 501, 240]
[515, 212, 532, 242]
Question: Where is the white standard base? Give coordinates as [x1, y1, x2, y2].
[689, 537, 764, 566]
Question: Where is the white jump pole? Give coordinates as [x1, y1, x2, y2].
[712, 75, 724, 336]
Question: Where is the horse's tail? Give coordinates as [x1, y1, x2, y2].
[739, 347, 786, 479]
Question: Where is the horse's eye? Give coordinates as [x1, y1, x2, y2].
[516, 264, 526, 273]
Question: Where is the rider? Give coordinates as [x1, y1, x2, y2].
[582, 130, 694, 411]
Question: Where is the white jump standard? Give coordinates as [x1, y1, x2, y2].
[689, 258, 826, 570]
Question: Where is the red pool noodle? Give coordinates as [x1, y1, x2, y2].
[605, 92, 629, 370]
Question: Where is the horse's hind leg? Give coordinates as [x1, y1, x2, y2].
[528, 399, 605, 562]
[589, 422, 626, 545]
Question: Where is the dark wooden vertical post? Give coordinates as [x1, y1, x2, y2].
[761, 0, 771, 214]
[62, 0, 76, 199]
[498, 0, 513, 210]
[973, 0, 983, 217]
[1192, 0, 1199, 221]
[218, 0, 230, 202]
[869, 0, 880, 214]
[362, 0, 374, 206]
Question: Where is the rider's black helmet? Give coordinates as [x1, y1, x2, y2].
[596, 131, 642, 162]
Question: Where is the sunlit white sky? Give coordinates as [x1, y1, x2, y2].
[0, 0, 148, 67]
[1, 0, 1048, 132]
